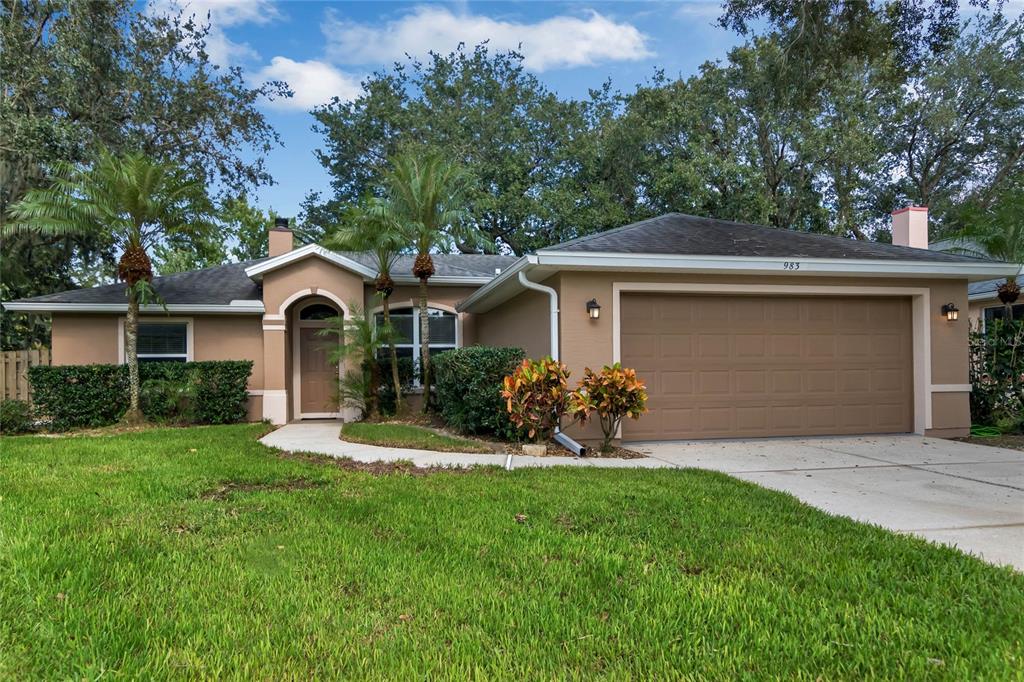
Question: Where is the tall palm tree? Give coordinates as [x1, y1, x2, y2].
[382, 150, 480, 412]
[323, 201, 408, 414]
[3, 149, 213, 421]
[953, 189, 1024, 320]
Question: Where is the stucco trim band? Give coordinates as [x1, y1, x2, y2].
[931, 384, 972, 393]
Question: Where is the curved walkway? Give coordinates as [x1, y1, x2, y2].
[260, 422, 1024, 570]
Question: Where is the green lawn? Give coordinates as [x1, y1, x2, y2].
[2, 425, 1021, 679]
[341, 421, 493, 453]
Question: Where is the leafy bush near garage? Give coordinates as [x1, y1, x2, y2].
[969, 319, 1023, 432]
[29, 361, 253, 430]
[0, 399, 34, 434]
[434, 346, 526, 439]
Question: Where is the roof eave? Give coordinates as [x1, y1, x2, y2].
[459, 252, 1019, 313]
[2, 300, 266, 315]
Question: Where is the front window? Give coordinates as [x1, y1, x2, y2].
[374, 308, 458, 385]
[136, 322, 189, 362]
[984, 304, 1024, 323]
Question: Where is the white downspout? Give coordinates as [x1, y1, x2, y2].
[514, 271, 588, 461]
[517, 271, 559, 361]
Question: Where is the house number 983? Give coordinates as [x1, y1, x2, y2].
[783, 261, 801, 270]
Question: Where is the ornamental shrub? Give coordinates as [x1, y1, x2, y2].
[0, 399, 33, 434]
[568, 363, 649, 453]
[501, 356, 570, 443]
[969, 319, 1023, 432]
[29, 361, 253, 430]
[434, 346, 526, 439]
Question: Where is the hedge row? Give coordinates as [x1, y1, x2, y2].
[29, 361, 253, 430]
[434, 346, 526, 440]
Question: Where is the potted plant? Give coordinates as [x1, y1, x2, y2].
[568, 363, 649, 454]
[501, 357, 570, 456]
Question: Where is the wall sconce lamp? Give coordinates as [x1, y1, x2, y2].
[941, 302, 959, 321]
[586, 298, 601, 320]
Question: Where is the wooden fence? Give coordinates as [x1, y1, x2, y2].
[1, 349, 50, 402]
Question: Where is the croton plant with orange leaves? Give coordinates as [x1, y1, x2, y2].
[568, 363, 648, 453]
[500, 357, 571, 442]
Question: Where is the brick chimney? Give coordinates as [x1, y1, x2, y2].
[268, 217, 293, 257]
[891, 206, 928, 249]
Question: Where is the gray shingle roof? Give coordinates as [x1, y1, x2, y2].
[9, 251, 520, 306]
[540, 213, 993, 263]
[969, 278, 1003, 298]
[14, 259, 267, 305]
[337, 252, 519, 278]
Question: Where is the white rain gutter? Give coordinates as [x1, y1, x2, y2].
[517, 271, 559, 361]
[513, 271, 588, 464]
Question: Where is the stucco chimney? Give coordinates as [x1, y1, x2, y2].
[891, 206, 928, 249]
[269, 217, 293, 257]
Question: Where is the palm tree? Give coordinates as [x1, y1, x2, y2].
[320, 303, 395, 419]
[3, 149, 213, 422]
[323, 201, 408, 414]
[382, 150, 481, 412]
[952, 189, 1024, 320]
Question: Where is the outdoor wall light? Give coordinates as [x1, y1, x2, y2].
[586, 298, 601, 320]
[941, 302, 959, 321]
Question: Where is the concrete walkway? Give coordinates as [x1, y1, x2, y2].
[260, 422, 1024, 570]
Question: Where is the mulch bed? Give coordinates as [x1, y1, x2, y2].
[953, 434, 1024, 452]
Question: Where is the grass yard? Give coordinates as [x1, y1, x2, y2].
[341, 421, 493, 453]
[2, 425, 1022, 679]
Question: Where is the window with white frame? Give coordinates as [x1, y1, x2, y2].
[135, 322, 189, 362]
[374, 307, 457, 384]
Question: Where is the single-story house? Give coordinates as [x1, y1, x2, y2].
[4, 208, 1017, 441]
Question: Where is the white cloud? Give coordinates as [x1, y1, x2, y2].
[321, 5, 652, 72]
[257, 57, 362, 110]
[148, 0, 281, 64]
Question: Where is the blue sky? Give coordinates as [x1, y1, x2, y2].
[156, 1, 747, 217]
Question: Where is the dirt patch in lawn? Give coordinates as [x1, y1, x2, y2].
[278, 450, 495, 476]
[953, 434, 1024, 452]
[200, 477, 326, 500]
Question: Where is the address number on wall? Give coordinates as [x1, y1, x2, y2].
[782, 261, 801, 270]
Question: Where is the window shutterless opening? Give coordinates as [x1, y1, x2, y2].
[373, 307, 458, 386]
[121, 319, 193, 363]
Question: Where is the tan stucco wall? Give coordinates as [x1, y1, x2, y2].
[50, 313, 266, 420]
[474, 279, 556, 359]
[51, 315, 119, 365]
[557, 272, 971, 437]
[478, 272, 973, 439]
[262, 257, 365, 317]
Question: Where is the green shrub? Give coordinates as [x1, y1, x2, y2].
[969, 319, 1023, 432]
[141, 370, 202, 423]
[0, 399, 33, 434]
[434, 346, 526, 439]
[29, 364, 127, 430]
[29, 361, 253, 430]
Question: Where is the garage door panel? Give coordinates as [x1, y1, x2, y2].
[622, 294, 914, 441]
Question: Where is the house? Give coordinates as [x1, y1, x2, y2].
[929, 237, 1024, 325]
[4, 209, 1016, 441]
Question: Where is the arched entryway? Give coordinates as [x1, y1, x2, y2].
[291, 298, 343, 419]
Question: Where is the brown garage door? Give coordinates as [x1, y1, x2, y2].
[621, 294, 914, 441]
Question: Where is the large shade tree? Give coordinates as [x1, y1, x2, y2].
[381, 151, 480, 411]
[0, 0, 288, 349]
[323, 201, 408, 414]
[3, 150, 214, 421]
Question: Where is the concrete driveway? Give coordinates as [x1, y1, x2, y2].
[632, 435, 1024, 571]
